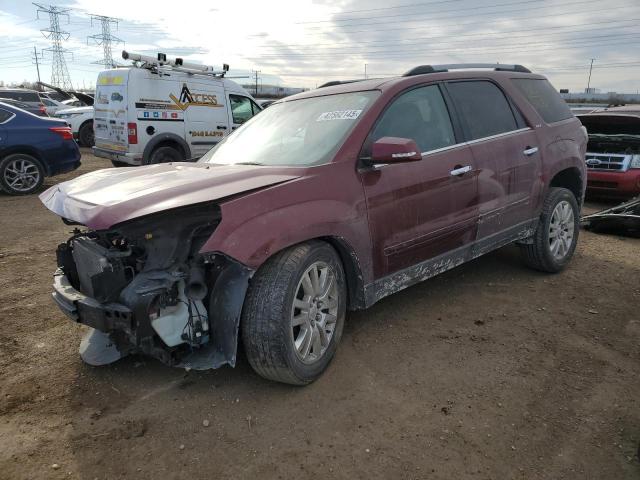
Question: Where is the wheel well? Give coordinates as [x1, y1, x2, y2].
[79, 119, 92, 130]
[550, 167, 583, 203]
[152, 140, 186, 159]
[321, 237, 366, 311]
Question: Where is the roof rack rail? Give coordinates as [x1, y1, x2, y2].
[122, 50, 230, 78]
[403, 63, 531, 76]
[318, 79, 369, 88]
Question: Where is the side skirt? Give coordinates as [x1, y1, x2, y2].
[363, 219, 537, 308]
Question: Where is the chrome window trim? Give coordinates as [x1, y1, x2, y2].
[421, 127, 532, 157]
[464, 127, 531, 146]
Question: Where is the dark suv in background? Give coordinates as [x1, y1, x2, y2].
[41, 64, 587, 385]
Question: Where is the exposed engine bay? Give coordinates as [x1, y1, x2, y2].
[579, 114, 640, 154]
[52, 202, 252, 369]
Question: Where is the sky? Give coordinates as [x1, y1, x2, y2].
[1, 0, 639, 93]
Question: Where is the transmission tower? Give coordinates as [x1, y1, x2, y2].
[87, 15, 123, 68]
[33, 3, 73, 90]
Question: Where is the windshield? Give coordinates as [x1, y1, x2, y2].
[201, 91, 378, 167]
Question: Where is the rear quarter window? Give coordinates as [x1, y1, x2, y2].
[511, 78, 573, 123]
[0, 109, 13, 123]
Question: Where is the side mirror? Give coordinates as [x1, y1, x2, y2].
[371, 137, 422, 164]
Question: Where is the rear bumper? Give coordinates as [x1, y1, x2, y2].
[92, 146, 142, 165]
[45, 142, 81, 176]
[52, 269, 132, 332]
[586, 169, 640, 197]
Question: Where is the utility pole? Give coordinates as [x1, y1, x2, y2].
[586, 58, 595, 92]
[252, 69, 261, 97]
[33, 3, 73, 89]
[87, 14, 123, 68]
[32, 46, 42, 90]
[364, 63, 367, 79]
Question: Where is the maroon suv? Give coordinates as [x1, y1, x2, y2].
[41, 64, 587, 385]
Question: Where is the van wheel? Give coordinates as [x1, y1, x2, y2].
[520, 187, 580, 273]
[147, 145, 183, 164]
[78, 122, 94, 147]
[241, 241, 346, 385]
[0, 154, 44, 195]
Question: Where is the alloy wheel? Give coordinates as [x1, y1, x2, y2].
[290, 261, 339, 364]
[548, 200, 575, 260]
[3, 158, 41, 193]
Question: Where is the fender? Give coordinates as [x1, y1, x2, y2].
[142, 132, 192, 163]
[199, 164, 373, 306]
[542, 137, 586, 203]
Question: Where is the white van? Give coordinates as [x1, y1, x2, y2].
[93, 53, 261, 166]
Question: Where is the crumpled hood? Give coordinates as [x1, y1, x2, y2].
[39, 162, 301, 229]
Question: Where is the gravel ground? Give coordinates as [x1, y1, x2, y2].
[1, 150, 639, 479]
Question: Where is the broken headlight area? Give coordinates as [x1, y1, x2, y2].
[52, 202, 251, 368]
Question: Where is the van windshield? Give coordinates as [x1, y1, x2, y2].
[200, 91, 378, 167]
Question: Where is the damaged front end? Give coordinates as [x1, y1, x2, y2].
[52, 201, 252, 369]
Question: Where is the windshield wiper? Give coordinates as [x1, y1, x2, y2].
[234, 161, 264, 166]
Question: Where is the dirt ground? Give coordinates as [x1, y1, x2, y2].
[0, 149, 639, 480]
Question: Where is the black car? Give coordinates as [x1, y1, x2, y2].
[0, 98, 48, 117]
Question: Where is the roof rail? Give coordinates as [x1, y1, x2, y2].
[403, 63, 531, 76]
[318, 79, 369, 88]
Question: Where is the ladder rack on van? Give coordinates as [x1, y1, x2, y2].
[121, 50, 229, 78]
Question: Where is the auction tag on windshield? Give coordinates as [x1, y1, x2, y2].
[316, 110, 362, 121]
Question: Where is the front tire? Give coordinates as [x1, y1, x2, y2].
[520, 187, 580, 273]
[241, 241, 346, 385]
[0, 154, 44, 195]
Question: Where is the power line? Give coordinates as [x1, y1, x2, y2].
[87, 14, 123, 67]
[255, 17, 640, 50]
[33, 2, 73, 89]
[304, 0, 635, 31]
[277, 2, 637, 37]
[252, 35, 640, 58]
[299, 0, 559, 24]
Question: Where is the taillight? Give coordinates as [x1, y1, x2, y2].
[50, 126, 74, 141]
[128, 122, 138, 144]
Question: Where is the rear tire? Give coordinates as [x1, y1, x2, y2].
[520, 187, 580, 273]
[241, 241, 346, 385]
[78, 121, 94, 147]
[0, 153, 44, 195]
[146, 145, 184, 164]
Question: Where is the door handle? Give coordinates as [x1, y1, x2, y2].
[523, 146, 539, 156]
[217, 125, 227, 130]
[450, 165, 472, 177]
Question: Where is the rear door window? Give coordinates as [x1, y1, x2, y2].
[447, 81, 519, 140]
[370, 84, 456, 153]
[511, 78, 573, 123]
